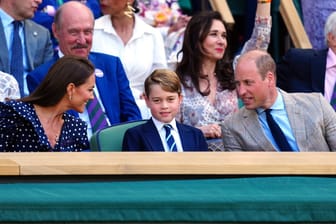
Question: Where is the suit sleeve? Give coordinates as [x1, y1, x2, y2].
[26, 70, 41, 93]
[122, 129, 144, 151]
[221, 118, 245, 151]
[116, 58, 142, 121]
[196, 129, 208, 151]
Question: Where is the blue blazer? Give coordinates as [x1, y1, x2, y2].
[277, 48, 327, 94]
[122, 118, 208, 151]
[0, 18, 53, 73]
[27, 52, 141, 124]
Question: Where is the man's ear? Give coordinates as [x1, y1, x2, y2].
[266, 71, 276, 87]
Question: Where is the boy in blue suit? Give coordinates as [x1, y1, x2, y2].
[122, 69, 208, 152]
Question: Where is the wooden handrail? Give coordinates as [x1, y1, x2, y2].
[209, 0, 235, 25]
[0, 159, 20, 175]
[1, 152, 336, 176]
[279, 0, 312, 48]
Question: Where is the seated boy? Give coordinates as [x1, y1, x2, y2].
[122, 69, 208, 151]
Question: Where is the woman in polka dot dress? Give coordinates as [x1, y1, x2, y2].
[0, 56, 95, 152]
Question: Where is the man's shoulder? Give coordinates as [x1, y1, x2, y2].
[89, 52, 120, 63]
[24, 19, 50, 34]
[284, 48, 327, 58]
[28, 56, 57, 76]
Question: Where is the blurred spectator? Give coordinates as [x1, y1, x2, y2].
[301, 0, 336, 49]
[92, 0, 167, 119]
[137, 0, 190, 69]
[0, 71, 20, 102]
[0, 0, 54, 96]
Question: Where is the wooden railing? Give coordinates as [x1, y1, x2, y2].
[1, 152, 336, 176]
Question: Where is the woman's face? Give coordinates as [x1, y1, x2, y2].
[99, 0, 131, 16]
[70, 74, 95, 113]
[201, 19, 227, 62]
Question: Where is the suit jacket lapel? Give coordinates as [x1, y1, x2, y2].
[0, 18, 10, 72]
[24, 20, 34, 70]
[241, 108, 276, 151]
[280, 90, 306, 150]
[143, 119, 165, 151]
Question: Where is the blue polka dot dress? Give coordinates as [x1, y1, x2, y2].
[0, 101, 89, 152]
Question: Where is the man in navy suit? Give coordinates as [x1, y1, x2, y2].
[122, 69, 208, 152]
[277, 11, 336, 110]
[27, 1, 141, 137]
[0, 0, 54, 96]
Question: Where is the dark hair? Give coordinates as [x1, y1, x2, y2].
[175, 11, 235, 96]
[144, 69, 181, 97]
[21, 55, 95, 106]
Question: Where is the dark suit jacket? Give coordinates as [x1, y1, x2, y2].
[277, 48, 327, 94]
[122, 118, 208, 151]
[27, 52, 141, 124]
[0, 18, 53, 73]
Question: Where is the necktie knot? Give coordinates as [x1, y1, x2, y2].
[164, 124, 173, 132]
[13, 21, 21, 29]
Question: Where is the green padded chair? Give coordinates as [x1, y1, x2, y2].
[90, 120, 147, 151]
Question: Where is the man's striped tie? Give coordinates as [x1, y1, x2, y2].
[86, 92, 109, 133]
[164, 124, 177, 152]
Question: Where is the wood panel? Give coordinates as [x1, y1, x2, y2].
[0, 159, 20, 175]
[209, 0, 235, 25]
[280, 0, 312, 48]
[1, 152, 336, 175]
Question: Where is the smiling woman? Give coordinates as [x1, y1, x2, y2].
[0, 56, 95, 152]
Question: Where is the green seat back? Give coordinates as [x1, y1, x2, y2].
[90, 120, 147, 151]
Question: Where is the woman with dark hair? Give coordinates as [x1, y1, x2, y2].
[175, 1, 271, 151]
[0, 56, 95, 152]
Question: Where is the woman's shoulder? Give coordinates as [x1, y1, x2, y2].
[135, 15, 160, 34]
[94, 15, 111, 29]
[0, 101, 33, 116]
[63, 113, 87, 127]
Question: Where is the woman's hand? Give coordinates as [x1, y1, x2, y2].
[198, 124, 222, 139]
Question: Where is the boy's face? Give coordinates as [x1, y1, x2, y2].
[145, 84, 182, 124]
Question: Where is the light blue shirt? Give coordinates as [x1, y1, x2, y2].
[256, 89, 299, 152]
[0, 8, 29, 96]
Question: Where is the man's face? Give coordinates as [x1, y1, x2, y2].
[234, 59, 274, 110]
[6, 0, 41, 20]
[53, 6, 94, 57]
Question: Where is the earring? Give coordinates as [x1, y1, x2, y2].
[69, 94, 72, 101]
[124, 1, 135, 18]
